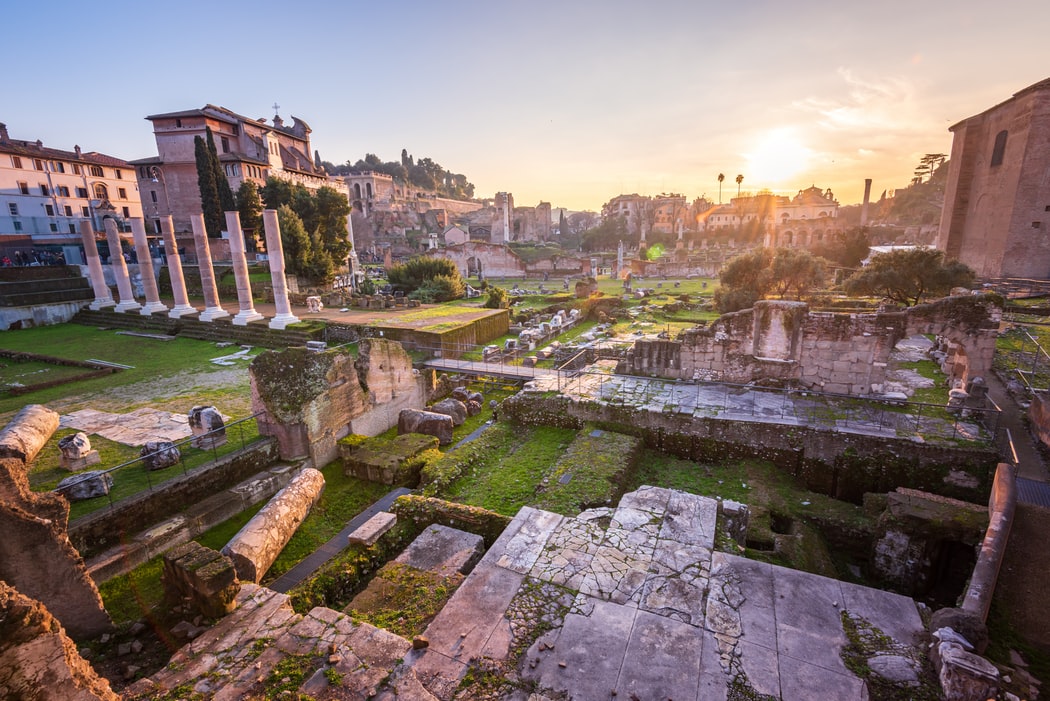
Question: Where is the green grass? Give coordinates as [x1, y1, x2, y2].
[97, 556, 165, 626]
[0, 326, 255, 418]
[442, 423, 577, 515]
[0, 358, 93, 391]
[194, 500, 266, 551]
[533, 428, 642, 515]
[45, 419, 261, 522]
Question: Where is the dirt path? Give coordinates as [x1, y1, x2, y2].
[994, 502, 1050, 652]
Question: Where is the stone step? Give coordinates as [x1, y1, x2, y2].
[131, 584, 413, 700]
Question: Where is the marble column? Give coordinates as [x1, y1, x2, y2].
[224, 211, 265, 325]
[103, 218, 141, 313]
[129, 218, 168, 315]
[78, 221, 114, 309]
[262, 209, 300, 330]
[161, 216, 198, 318]
[190, 213, 230, 322]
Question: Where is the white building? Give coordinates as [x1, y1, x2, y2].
[0, 122, 143, 260]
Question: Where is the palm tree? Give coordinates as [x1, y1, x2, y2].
[735, 174, 744, 197]
[717, 173, 725, 204]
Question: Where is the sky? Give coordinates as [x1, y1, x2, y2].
[4, 0, 1048, 212]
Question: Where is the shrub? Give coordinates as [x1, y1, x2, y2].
[484, 286, 510, 309]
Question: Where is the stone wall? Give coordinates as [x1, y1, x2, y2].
[69, 439, 278, 558]
[250, 339, 437, 466]
[1026, 392, 1050, 451]
[500, 394, 998, 504]
[624, 296, 1001, 395]
[429, 241, 527, 279]
[0, 581, 117, 700]
[0, 456, 112, 640]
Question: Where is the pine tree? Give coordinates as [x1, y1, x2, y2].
[194, 135, 223, 237]
[559, 210, 568, 237]
[236, 181, 263, 234]
[206, 128, 236, 216]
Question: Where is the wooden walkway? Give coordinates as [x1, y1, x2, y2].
[425, 358, 562, 383]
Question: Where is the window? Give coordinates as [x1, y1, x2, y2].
[76, 187, 88, 198]
[221, 136, 230, 153]
[53, 162, 65, 173]
[175, 118, 182, 128]
[114, 169, 122, 180]
[45, 204, 55, 216]
[39, 184, 49, 196]
[13, 221, 22, 231]
[93, 183, 108, 200]
[89, 165, 104, 177]
[64, 205, 73, 216]
[122, 206, 130, 218]
[33, 158, 44, 170]
[57, 186, 70, 197]
[69, 223, 77, 234]
[7, 203, 17, 216]
[150, 190, 158, 203]
[50, 223, 58, 232]
[81, 206, 90, 217]
[72, 163, 81, 175]
[11, 156, 22, 168]
[224, 163, 240, 177]
[17, 182, 28, 195]
[1034, 222, 1043, 229]
[118, 187, 127, 199]
[991, 130, 1008, 167]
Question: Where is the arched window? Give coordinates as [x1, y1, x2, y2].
[354, 183, 362, 199]
[93, 183, 109, 201]
[991, 130, 1008, 167]
[366, 183, 373, 198]
[89, 165, 104, 177]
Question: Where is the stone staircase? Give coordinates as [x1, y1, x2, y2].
[125, 584, 429, 700]
[71, 308, 317, 349]
[0, 265, 93, 306]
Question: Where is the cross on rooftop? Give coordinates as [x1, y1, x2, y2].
[272, 102, 280, 114]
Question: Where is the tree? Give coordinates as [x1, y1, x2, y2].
[768, 248, 827, 300]
[558, 210, 568, 237]
[913, 153, 948, 184]
[714, 248, 773, 313]
[735, 174, 744, 197]
[236, 181, 263, 234]
[194, 135, 222, 237]
[718, 173, 725, 204]
[276, 205, 311, 277]
[205, 128, 236, 215]
[386, 256, 466, 302]
[813, 227, 870, 268]
[313, 186, 352, 263]
[844, 247, 976, 306]
[581, 216, 629, 251]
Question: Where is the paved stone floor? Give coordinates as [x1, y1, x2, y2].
[130, 487, 926, 700]
[409, 486, 926, 700]
[61, 407, 193, 446]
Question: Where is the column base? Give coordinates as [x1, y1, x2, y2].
[89, 298, 115, 310]
[140, 302, 169, 316]
[232, 310, 266, 326]
[168, 305, 199, 319]
[114, 301, 142, 313]
[199, 307, 231, 322]
[268, 313, 301, 330]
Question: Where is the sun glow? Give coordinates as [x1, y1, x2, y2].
[743, 128, 813, 186]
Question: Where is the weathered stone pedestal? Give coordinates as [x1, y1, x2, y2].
[189, 405, 227, 450]
[58, 431, 101, 471]
[163, 541, 240, 619]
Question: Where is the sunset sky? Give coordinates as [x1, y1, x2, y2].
[4, 0, 1047, 211]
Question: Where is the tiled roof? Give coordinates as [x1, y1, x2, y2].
[0, 138, 130, 167]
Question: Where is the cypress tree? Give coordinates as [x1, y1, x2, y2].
[206, 127, 236, 216]
[194, 135, 222, 237]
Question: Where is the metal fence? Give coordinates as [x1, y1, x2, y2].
[1009, 328, 1050, 393]
[54, 413, 264, 514]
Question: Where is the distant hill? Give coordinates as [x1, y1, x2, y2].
[316, 149, 475, 200]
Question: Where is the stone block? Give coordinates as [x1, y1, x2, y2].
[140, 440, 181, 471]
[0, 404, 59, 462]
[398, 409, 453, 445]
[395, 523, 485, 576]
[56, 470, 113, 500]
[348, 512, 397, 546]
[429, 398, 467, 427]
[162, 541, 240, 619]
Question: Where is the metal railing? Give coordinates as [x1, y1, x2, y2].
[54, 413, 264, 515]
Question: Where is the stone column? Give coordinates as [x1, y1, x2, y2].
[190, 213, 230, 322]
[262, 209, 300, 329]
[129, 218, 168, 315]
[103, 218, 141, 313]
[224, 211, 264, 325]
[78, 221, 114, 309]
[161, 216, 198, 318]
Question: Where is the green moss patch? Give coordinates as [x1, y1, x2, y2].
[346, 562, 460, 638]
[340, 433, 441, 487]
[533, 427, 642, 515]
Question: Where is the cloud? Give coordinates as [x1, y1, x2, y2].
[794, 69, 934, 136]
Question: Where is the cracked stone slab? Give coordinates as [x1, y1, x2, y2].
[577, 545, 650, 603]
[778, 653, 866, 701]
[616, 609, 705, 700]
[838, 579, 924, 645]
[495, 507, 563, 574]
[639, 572, 707, 624]
[616, 484, 672, 513]
[659, 489, 718, 548]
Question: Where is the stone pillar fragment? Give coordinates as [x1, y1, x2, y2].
[78, 221, 114, 309]
[222, 467, 324, 582]
[224, 211, 264, 325]
[262, 209, 300, 330]
[190, 213, 230, 322]
[0, 404, 59, 463]
[130, 218, 168, 315]
[103, 218, 141, 313]
[161, 215, 198, 318]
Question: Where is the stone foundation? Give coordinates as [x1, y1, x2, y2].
[162, 541, 241, 619]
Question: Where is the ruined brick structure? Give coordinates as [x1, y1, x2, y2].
[624, 296, 1000, 395]
[937, 77, 1050, 278]
[250, 338, 437, 467]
